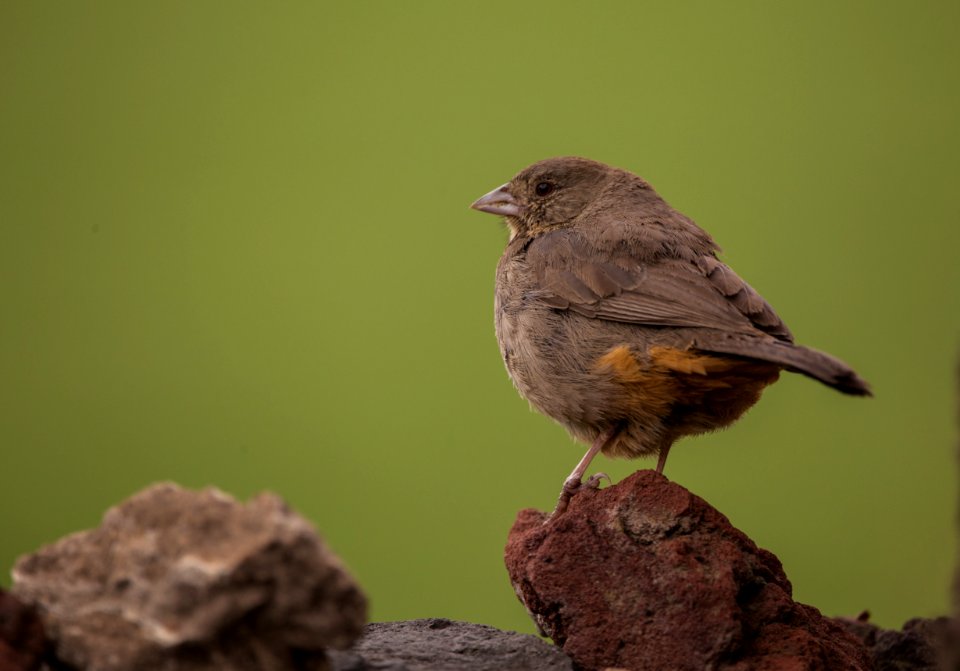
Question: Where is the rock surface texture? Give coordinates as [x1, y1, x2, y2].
[327, 618, 574, 671]
[838, 615, 953, 671]
[11, 483, 366, 671]
[505, 470, 872, 671]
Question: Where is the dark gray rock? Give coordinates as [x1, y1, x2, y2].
[11, 483, 366, 671]
[837, 615, 954, 671]
[327, 619, 573, 671]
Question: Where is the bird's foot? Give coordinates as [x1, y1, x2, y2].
[583, 472, 611, 489]
[550, 476, 580, 518]
[550, 472, 610, 518]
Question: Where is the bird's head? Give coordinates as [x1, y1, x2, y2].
[471, 157, 632, 239]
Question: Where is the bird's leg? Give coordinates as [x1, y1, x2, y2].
[553, 426, 620, 516]
[656, 442, 671, 474]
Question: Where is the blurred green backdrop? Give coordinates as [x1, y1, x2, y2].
[2, 1, 958, 633]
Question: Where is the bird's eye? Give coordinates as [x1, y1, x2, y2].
[535, 181, 555, 196]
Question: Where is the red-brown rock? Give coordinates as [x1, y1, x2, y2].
[505, 470, 871, 671]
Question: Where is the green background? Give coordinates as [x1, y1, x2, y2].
[2, 1, 958, 634]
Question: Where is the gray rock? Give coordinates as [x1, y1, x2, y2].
[12, 483, 366, 671]
[327, 619, 574, 671]
[837, 615, 954, 671]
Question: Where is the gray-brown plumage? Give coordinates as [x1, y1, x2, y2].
[471, 157, 870, 511]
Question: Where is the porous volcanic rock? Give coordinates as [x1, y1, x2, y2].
[11, 483, 366, 671]
[326, 618, 574, 671]
[505, 470, 871, 671]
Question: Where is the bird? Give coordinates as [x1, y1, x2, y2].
[471, 157, 870, 513]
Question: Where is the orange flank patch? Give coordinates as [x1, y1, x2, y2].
[595, 345, 734, 380]
[593, 344, 782, 457]
[595, 345, 646, 382]
[594, 345, 677, 417]
[647, 346, 736, 375]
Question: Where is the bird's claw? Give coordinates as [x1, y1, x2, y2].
[584, 472, 611, 489]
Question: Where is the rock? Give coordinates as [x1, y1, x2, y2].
[837, 615, 953, 670]
[504, 470, 872, 671]
[0, 588, 47, 671]
[12, 482, 366, 671]
[326, 618, 573, 671]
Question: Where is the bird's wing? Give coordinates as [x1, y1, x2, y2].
[526, 231, 794, 342]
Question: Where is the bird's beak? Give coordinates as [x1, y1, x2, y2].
[471, 183, 521, 218]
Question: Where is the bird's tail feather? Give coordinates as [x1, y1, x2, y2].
[700, 338, 872, 397]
